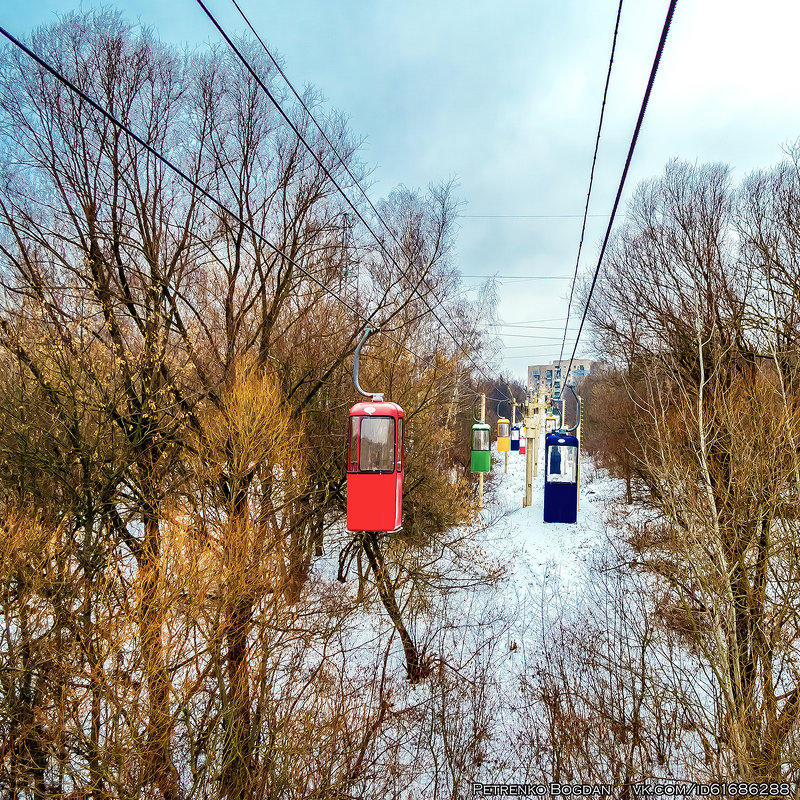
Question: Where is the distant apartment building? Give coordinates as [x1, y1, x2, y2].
[527, 359, 595, 402]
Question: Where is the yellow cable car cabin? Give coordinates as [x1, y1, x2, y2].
[497, 417, 510, 452]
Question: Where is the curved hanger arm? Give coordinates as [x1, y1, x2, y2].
[354, 328, 384, 402]
[473, 396, 483, 423]
[565, 384, 581, 433]
[506, 384, 517, 407]
[496, 389, 512, 418]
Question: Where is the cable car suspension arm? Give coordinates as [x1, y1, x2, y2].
[353, 328, 385, 402]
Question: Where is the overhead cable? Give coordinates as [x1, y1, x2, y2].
[558, 0, 625, 368]
[0, 25, 438, 370]
[200, 0, 499, 385]
[563, 0, 679, 384]
[461, 214, 610, 219]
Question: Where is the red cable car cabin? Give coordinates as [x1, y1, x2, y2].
[347, 401, 405, 532]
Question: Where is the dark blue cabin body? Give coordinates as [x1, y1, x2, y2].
[543, 431, 579, 523]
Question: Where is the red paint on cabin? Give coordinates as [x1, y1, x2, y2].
[346, 401, 405, 532]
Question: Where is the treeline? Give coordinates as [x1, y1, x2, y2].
[0, 11, 494, 797]
[571, 157, 800, 779]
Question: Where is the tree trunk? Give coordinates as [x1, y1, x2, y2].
[222, 595, 254, 800]
[138, 511, 179, 800]
[360, 532, 426, 683]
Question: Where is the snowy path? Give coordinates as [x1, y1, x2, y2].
[481, 435, 613, 592]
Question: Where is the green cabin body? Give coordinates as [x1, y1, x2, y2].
[471, 423, 491, 473]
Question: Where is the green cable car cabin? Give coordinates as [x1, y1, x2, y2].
[471, 423, 491, 473]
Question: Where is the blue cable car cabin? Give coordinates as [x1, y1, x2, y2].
[510, 424, 521, 452]
[543, 430, 579, 523]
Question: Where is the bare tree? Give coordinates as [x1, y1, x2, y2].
[0, 10, 492, 797]
[585, 157, 800, 779]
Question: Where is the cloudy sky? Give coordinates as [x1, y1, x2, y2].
[6, 0, 800, 381]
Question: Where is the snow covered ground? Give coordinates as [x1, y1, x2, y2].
[298, 429, 728, 795]
[460, 438, 713, 787]
[481, 435, 614, 591]
[310, 432, 679, 794]
[391, 435, 643, 790]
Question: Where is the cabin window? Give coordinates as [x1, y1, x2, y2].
[358, 417, 396, 473]
[498, 421, 510, 438]
[472, 428, 490, 451]
[546, 445, 578, 483]
[397, 417, 404, 472]
[347, 417, 360, 472]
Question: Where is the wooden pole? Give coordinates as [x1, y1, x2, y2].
[524, 400, 534, 507]
[533, 395, 542, 478]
